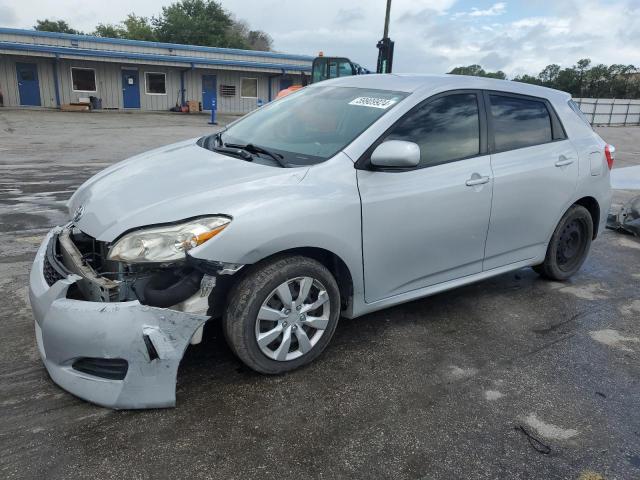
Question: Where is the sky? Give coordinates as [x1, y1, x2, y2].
[1, 0, 639, 77]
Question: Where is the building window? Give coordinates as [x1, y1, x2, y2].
[145, 72, 167, 95]
[220, 85, 236, 97]
[240, 78, 258, 98]
[71, 67, 96, 92]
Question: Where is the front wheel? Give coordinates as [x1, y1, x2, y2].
[533, 204, 593, 281]
[223, 255, 341, 374]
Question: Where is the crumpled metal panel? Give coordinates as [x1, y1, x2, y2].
[30, 229, 208, 409]
[607, 195, 640, 237]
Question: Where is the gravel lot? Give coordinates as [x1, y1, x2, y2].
[1, 109, 639, 480]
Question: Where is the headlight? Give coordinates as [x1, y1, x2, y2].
[108, 216, 230, 263]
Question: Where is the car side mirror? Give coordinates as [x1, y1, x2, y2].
[370, 140, 420, 169]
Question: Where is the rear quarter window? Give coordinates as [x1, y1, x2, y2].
[568, 100, 593, 129]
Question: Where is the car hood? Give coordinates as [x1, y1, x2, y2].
[68, 138, 309, 241]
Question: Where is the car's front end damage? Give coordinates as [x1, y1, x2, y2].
[27, 136, 318, 409]
[29, 224, 242, 409]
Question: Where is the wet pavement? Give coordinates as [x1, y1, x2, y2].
[1, 109, 639, 480]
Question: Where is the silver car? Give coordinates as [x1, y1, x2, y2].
[29, 74, 613, 409]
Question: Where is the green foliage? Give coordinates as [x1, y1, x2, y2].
[34, 19, 82, 35]
[153, 0, 234, 47]
[36, 0, 272, 51]
[94, 15, 156, 41]
[93, 24, 126, 39]
[452, 60, 640, 98]
[151, 0, 272, 50]
[511, 74, 541, 85]
[449, 64, 506, 80]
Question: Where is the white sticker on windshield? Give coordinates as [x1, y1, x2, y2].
[348, 97, 397, 109]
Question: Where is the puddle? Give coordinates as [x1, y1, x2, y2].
[448, 365, 478, 380]
[614, 236, 640, 250]
[620, 300, 640, 316]
[578, 471, 605, 480]
[525, 413, 579, 440]
[484, 390, 504, 401]
[548, 282, 609, 300]
[589, 329, 639, 352]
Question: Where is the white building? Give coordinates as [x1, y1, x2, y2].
[0, 28, 312, 114]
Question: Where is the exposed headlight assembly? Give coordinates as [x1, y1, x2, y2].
[108, 216, 230, 263]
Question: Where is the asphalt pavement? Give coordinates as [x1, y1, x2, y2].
[1, 109, 639, 480]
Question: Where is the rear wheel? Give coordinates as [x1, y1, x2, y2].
[223, 255, 340, 374]
[533, 204, 593, 281]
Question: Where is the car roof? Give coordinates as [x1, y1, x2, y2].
[312, 73, 571, 102]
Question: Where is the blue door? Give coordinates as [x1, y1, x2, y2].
[122, 70, 140, 109]
[202, 75, 217, 111]
[16, 63, 41, 106]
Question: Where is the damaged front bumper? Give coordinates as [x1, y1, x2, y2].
[29, 227, 210, 409]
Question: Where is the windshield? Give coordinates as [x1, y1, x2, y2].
[210, 86, 408, 166]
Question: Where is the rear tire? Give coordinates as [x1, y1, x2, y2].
[533, 204, 593, 281]
[223, 255, 340, 374]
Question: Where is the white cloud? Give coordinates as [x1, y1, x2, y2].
[454, 2, 507, 18]
[2, 0, 639, 77]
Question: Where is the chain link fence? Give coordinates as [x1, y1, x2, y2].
[574, 98, 640, 126]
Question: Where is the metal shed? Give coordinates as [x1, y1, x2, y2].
[0, 28, 313, 114]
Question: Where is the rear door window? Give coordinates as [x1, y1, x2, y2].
[489, 94, 553, 151]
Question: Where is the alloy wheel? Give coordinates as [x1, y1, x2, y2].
[254, 277, 331, 361]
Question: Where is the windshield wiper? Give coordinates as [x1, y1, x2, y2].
[212, 145, 254, 161]
[225, 143, 287, 168]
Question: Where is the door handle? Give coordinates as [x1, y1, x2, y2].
[555, 157, 574, 167]
[465, 175, 490, 187]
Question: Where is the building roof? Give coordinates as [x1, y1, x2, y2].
[0, 27, 312, 74]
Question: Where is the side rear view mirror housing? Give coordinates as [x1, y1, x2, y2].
[370, 140, 420, 169]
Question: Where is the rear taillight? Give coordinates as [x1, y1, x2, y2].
[605, 144, 615, 170]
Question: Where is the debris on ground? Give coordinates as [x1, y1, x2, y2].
[608, 165, 640, 236]
[607, 195, 640, 236]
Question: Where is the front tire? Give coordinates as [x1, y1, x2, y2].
[223, 255, 341, 374]
[533, 204, 593, 281]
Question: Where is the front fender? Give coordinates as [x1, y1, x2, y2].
[190, 153, 364, 301]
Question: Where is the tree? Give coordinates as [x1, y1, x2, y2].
[575, 58, 591, 96]
[538, 64, 560, 86]
[586, 63, 612, 97]
[512, 74, 541, 85]
[36, 2, 272, 51]
[94, 24, 126, 39]
[448, 64, 506, 79]
[229, 18, 272, 51]
[122, 15, 156, 41]
[34, 19, 82, 34]
[484, 70, 507, 80]
[246, 30, 273, 51]
[95, 15, 156, 41]
[555, 67, 580, 96]
[447, 59, 639, 98]
[153, 0, 237, 47]
[449, 64, 485, 76]
[608, 64, 637, 98]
